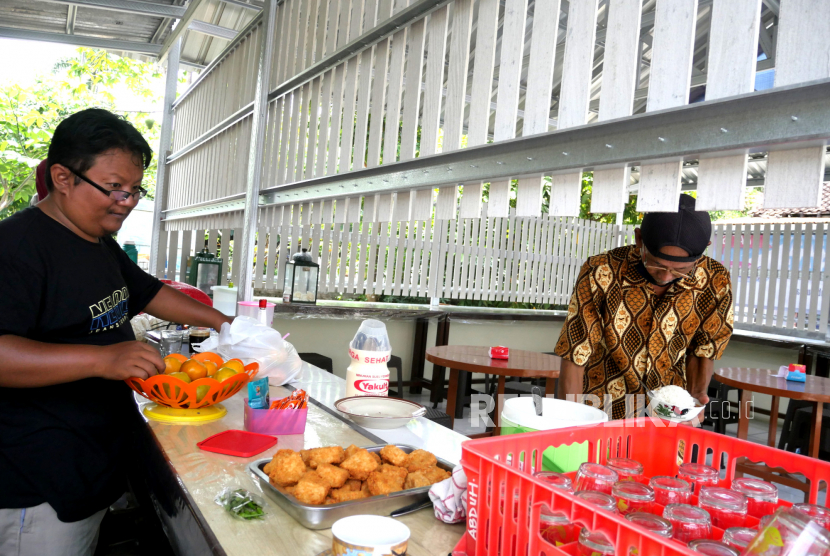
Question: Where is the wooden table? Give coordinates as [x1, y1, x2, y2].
[715, 367, 830, 458]
[425, 345, 560, 435]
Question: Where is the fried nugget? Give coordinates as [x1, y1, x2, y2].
[404, 466, 451, 490]
[268, 449, 306, 487]
[380, 445, 410, 467]
[329, 488, 370, 503]
[343, 479, 362, 492]
[316, 463, 350, 488]
[263, 461, 275, 475]
[344, 444, 361, 460]
[367, 467, 406, 496]
[301, 446, 345, 469]
[324, 497, 337, 505]
[339, 449, 379, 481]
[406, 449, 438, 473]
[293, 471, 331, 505]
[379, 463, 408, 481]
[370, 451, 382, 465]
[284, 485, 296, 495]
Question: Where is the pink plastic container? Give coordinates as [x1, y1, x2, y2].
[243, 398, 307, 435]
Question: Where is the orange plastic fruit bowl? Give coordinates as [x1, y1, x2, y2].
[125, 362, 259, 409]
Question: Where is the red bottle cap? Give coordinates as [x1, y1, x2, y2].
[259, 299, 267, 309]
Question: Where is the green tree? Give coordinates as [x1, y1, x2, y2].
[0, 48, 165, 219]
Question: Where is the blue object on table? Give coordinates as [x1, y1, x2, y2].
[247, 378, 270, 409]
[786, 371, 806, 382]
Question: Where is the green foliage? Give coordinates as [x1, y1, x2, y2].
[1, 48, 165, 219]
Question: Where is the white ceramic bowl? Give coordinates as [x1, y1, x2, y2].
[334, 396, 426, 429]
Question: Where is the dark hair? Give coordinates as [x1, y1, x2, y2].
[46, 108, 153, 191]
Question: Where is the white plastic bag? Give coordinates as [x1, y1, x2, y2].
[195, 316, 303, 385]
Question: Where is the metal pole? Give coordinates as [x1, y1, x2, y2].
[237, 0, 277, 303]
[149, 37, 180, 277]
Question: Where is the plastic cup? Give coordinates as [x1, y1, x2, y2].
[731, 478, 778, 519]
[612, 481, 655, 515]
[743, 508, 830, 556]
[608, 457, 644, 482]
[575, 463, 619, 494]
[578, 528, 614, 556]
[650, 476, 692, 506]
[698, 487, 748, 529]
[722, 527, 758, 551]
[534, 471, 573, 492]
[160, 329, 183, 356]
[793, 503, 830, 530]
[663, 504, 712, 543]
[539, 507, 580, 547]
[678, 463, 719, 494]
[575, 490, 618, 513]
[687, 539, 739, 556]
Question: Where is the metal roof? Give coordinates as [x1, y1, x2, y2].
[0, 0, 261, 68]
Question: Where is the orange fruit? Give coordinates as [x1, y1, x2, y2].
[215, 368, 237, 382]
[163, 356, 182, 375]
[222, 359, 245, 374]
[202, 361, 218, 377]
[180, 359, 208, 381]
[192, 351, 223, 367]
[165, 353, 188, 363]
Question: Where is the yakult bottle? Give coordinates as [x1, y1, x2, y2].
[346, 319, 391, 397]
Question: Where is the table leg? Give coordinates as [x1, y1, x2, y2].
[810, 401, 824, 459]
[491, 376, 506, 436]
[455, 370, 469, 420]
[767, 396, 779, 447]
[737, 388, 752, 440]
[408, 318, 428, 395]
[429, 317, 451, 406]
[445, 368, 460, 431]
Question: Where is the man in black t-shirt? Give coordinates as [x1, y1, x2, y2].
[0, 109, 233, 556]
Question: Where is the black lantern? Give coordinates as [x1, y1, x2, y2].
[283, 248, 319, 304]
[186, 248, 223, 298]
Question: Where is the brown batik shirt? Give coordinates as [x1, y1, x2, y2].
[554, 244, 733, 419]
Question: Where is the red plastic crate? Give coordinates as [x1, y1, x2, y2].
[459, 418, 830, 556]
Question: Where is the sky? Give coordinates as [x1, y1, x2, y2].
[0, 37, 165, 114]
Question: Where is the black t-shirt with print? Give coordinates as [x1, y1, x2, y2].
[0, 207, 163, 522]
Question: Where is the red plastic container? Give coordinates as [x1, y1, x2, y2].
[458, 417, 830, 556]
[196, 429, 277, 457]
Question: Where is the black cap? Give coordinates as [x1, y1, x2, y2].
[640, 194, 711, 263]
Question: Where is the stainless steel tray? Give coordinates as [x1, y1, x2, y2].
[248, 444, 452, 529]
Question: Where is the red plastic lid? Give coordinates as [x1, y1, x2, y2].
[197, 429, 277, 458]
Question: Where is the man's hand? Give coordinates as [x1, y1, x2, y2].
[95, 341, 165, 381]
[144, 285, 234, 331]
[686, 354, 713, 405]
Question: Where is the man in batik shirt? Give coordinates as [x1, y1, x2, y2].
[554, 195, 733, 419]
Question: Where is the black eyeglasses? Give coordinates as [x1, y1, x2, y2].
[67, 167, 147, 202]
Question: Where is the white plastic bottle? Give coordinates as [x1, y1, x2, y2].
[345, 319, 391, 397]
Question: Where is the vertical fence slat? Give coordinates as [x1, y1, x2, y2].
[809, 224, 824, 333]
[399, 19, 426, 162]
[777, 224, 793, 328]
[420, 6, 449, 157]
[797, 223, 813, 330]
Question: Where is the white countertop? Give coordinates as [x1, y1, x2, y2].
[277, 362, 469, 465]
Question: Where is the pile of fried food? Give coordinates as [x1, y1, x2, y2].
[262, 444, 450, 505]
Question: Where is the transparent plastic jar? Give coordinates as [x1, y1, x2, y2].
[650, 476, 692, 506]
[731, 478, 778, 519]
[575, 490, 618, 513]
[698, 487, 748, 529]
[534, 471, 574, 492]
[688, 539, 740, 556]
[793, 503, 830, 530]
[607, 457, 644, 482]
[678, 463, 719, 494]
[575, 463, 619, 494]
[743, 508, 830, 556]
[538, 507, 580, 547]
[612, 481, 655, 515]
[663, 504, 712, 543]
[722, 527, 758, 551]
[626, 512, 672, 537]
[577, 528, 614, 556]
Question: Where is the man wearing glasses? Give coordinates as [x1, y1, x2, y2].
[0, 109, 232, 555]
[555, 194, 733, 420]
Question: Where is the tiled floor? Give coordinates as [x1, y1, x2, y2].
[406, 390, 824, 505]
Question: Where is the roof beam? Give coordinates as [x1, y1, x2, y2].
[36, 0, 186, 19]
[189, 20, 237, 40]
[65, 5, 77, 34]
[158, 0, 207, 63]
[0, 25, 162, 55]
